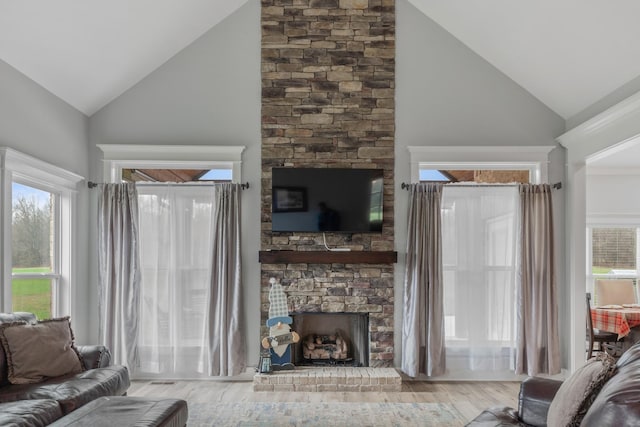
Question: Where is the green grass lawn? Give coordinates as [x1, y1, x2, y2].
[12, 267, 52, 320]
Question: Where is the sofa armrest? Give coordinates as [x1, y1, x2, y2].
[76, 345, 112, 370]
[518, 377, 563, 427]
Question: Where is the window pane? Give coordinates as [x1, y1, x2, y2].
[122, 168, 233, 182]
[592, 228, 636, 274]
[11, 183, 54, 273]
[12, 277, 52, 320]
[419, 169, 530, 184]
[419, 169, 451, 182]
[198, 169, 232, 181]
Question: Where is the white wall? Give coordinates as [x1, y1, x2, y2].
[558, 92, 640, 371]
[88, 2, 261, 361]
[395, 0, 568, 369]
[587, 173, 640, 221]
[0, 59, 91, 341]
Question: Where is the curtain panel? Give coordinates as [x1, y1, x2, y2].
[402, 183, 446, 377]
[97, 183, 141, 369]
[516, 184, 560, 375]
[207, 183, 245, 376]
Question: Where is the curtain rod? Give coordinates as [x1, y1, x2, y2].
[87, 181, 250, 190]
[400, 182, 562, 190]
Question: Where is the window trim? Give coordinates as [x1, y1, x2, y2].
[407, 146, 555, 184]
[0, 147, 83, 316]
[97, 144, 245, 184]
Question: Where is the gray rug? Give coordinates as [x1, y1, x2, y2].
[187, 401, 463, 426]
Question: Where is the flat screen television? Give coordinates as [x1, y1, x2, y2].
[271, 168, 383, 233]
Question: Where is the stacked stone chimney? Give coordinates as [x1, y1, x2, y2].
[261, 0, 395, 367]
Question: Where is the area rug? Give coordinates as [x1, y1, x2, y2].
[187, 401, 463, 426]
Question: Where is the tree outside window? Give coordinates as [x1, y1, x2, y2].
[11, 183, 56, 319]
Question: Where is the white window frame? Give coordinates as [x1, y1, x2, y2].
[98, 144, 245, 379]
[0, 148, 83, 317]
[586, 224, 640, 301]
[97, 144, 245, 184]
[407, 145, 554, 185]
[408, 145, 554, 379]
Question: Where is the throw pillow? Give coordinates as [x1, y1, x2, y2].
[546, 352, 617, 427]
[0, 317, 83, 384]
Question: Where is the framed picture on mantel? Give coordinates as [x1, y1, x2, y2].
[273, 186, 308, 212]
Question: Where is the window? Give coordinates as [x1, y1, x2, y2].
[408, 145, 553, 379]
[420, 169, 529, 184]
[587, 226, 640, 300]
[98, 144, 244, 379]
[11, 183, 57, 319]
[1, 148, 82, 318]
[121, 168, 233, 183]
[97, 144, 244, 185]
[420, 169, 451, 182]
[442, 186, 519, 374]
[407, 145, 553, 185]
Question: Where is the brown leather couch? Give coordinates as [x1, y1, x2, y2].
[467, 342, 640, 426]
[0, 312, 130, 426]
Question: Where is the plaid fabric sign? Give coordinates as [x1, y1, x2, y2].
[591, 308, 640, 339]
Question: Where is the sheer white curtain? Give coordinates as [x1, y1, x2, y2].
[135, 183, 243, 378]
[441, 185, 519, 378]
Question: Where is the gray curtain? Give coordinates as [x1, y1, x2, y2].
[207, 183, 246, 376]
[402, 183, 446, 377]
[98, 183, 140, 369]
[516, 184, 560, 375]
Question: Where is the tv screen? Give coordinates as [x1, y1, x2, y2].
[271, 168, 383, 233]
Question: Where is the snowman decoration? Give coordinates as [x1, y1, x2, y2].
[261, 277, 300, 370]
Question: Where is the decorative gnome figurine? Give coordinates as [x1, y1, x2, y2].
[261, 277, 300, 370]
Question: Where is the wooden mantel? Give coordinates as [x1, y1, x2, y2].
[258, 250, 397, 264]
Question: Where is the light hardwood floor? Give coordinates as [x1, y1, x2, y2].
[128, 373, 520, 425]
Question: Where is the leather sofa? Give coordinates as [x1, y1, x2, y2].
[467, 342, 640, 426]
[0, 312, 130, 426]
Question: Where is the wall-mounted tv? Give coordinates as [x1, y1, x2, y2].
[271, 168, 383, 233]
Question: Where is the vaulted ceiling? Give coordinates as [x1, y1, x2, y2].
[2, 0, 640, 122]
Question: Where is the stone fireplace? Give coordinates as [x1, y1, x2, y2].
[260, 0, 396, 368]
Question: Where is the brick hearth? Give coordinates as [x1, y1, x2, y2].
[253, 367, 401, 392]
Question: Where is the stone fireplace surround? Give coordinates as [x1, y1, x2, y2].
[260, 0, 396, 369]
[260, 259, 395, 368]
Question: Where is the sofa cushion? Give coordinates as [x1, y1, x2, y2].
[0, 365, 130, 414]
[0, 399, 63, 427]
[546, 352, 616, 427]
[0, 317, 83, 384]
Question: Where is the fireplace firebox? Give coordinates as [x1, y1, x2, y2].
[291, 312, 369, 367]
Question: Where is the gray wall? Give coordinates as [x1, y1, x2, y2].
[395, 0, 568, 370]
[86, 0, 570, 370]
[0, 59, 91, 342]
[87, 1, 261, 361]
[567, 73, 640, 130]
